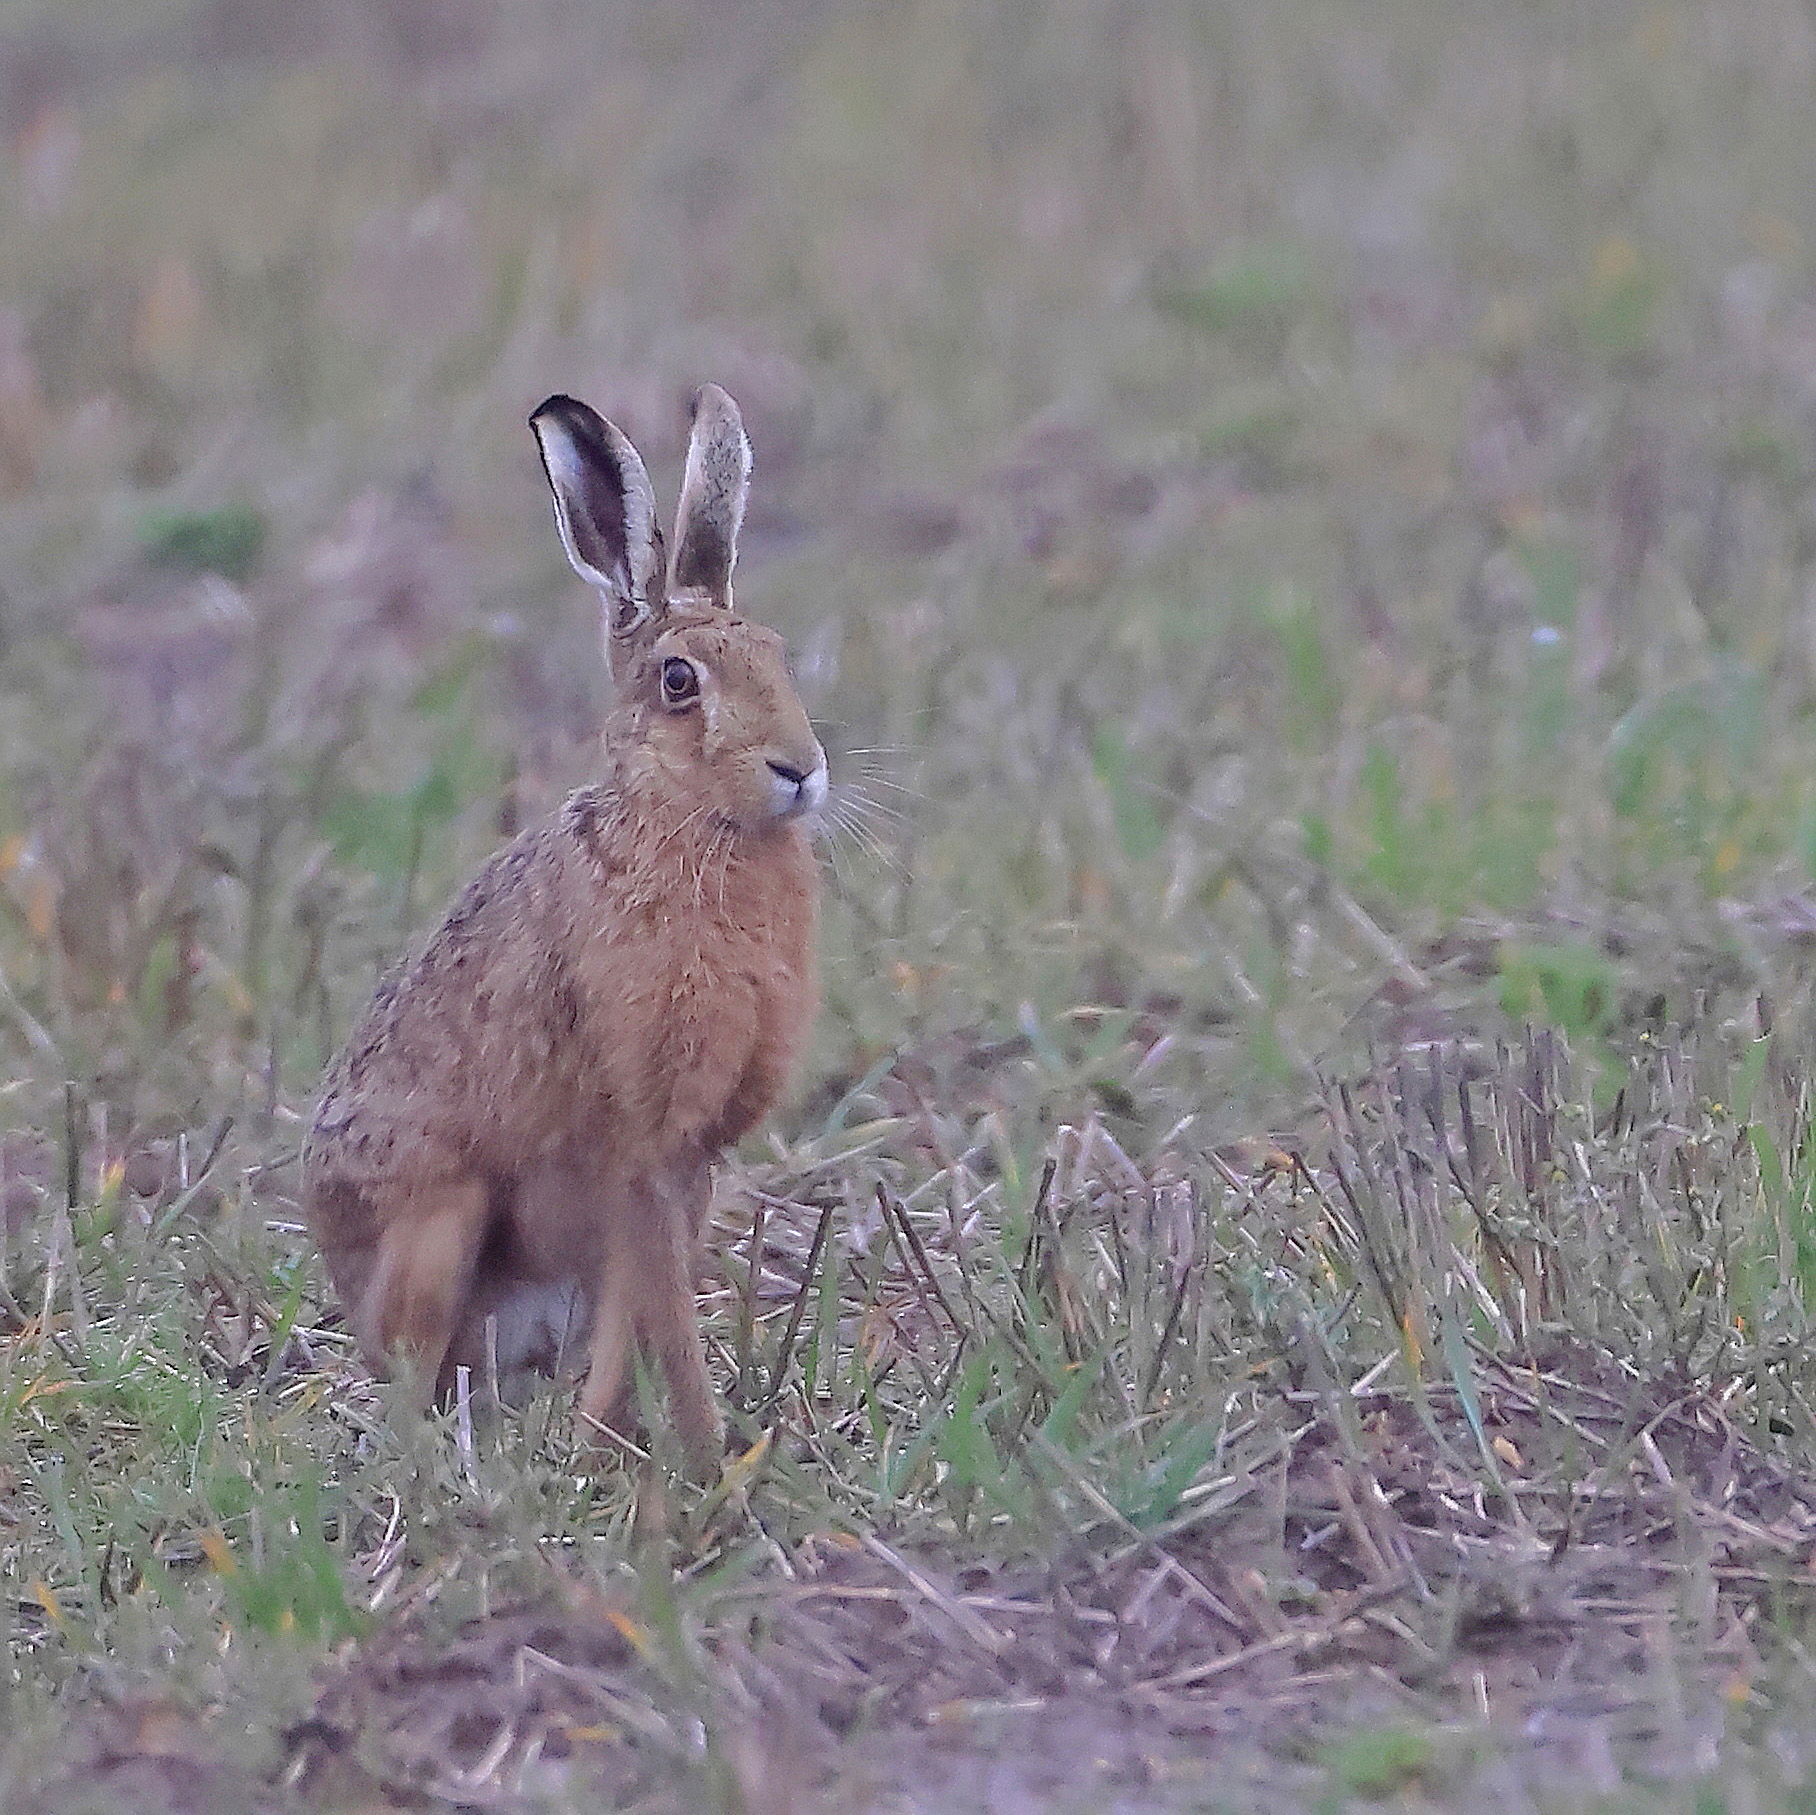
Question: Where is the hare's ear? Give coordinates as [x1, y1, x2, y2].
[530, 394, 667, 640]
[670, 384, 750, 610]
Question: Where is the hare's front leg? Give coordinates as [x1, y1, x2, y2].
[358, 1178, 491, 1399]
[576, 1245, 638, 1441]
[624, 1161, 722, 1471]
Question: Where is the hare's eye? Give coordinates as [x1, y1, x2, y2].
[660, 657, 701, 705]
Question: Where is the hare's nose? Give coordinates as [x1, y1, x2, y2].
[766, 754, 829, 819]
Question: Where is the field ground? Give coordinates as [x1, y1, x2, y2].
[14, 1, 1816, 1807]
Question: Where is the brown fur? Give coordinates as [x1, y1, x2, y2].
[303, 387, 823, 1467]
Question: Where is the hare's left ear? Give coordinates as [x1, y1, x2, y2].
[670, 384, 750, 610]
[530, 394, 667, 643]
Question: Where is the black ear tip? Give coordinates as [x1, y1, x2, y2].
[530, 393, 581, 431]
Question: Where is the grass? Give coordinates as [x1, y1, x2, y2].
[12, 0, 1816, 1807]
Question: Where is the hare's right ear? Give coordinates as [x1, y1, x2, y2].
[530, 395, 667, 640]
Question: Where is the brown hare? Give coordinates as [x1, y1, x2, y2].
[303, 385, 825, 1468]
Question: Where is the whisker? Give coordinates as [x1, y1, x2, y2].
[648, 802, 711, 860]
[850, 839, 906, 879]
[839, 751, 927, 801]
[837, 789, 908, 828]
[822, 826, 860, 896]
[828, 795, 875, 850]
[848, 771, 922, 803]
[822, 801, 903, 876]
[692, 823, 734, 915]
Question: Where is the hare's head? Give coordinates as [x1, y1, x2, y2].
[530, 386, 827, 834]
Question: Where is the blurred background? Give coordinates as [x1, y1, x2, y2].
[6, 0, 1816, 1164]
[20, 10, 1816, 1801]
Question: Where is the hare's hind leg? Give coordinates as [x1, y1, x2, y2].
[359, 1178, 491, 1399]
[446, 1155, 605, 1394]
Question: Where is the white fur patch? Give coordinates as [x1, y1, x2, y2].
[484, 1278, 591, 1378]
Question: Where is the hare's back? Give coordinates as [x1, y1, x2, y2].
[306, 814, 599, 1187]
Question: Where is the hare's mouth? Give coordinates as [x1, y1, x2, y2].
[765, 757, 829, 822]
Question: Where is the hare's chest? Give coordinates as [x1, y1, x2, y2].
[570, 834, 818, 1159]
[574, 912, 809, 1156]
[655, 927, 808, 1144]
